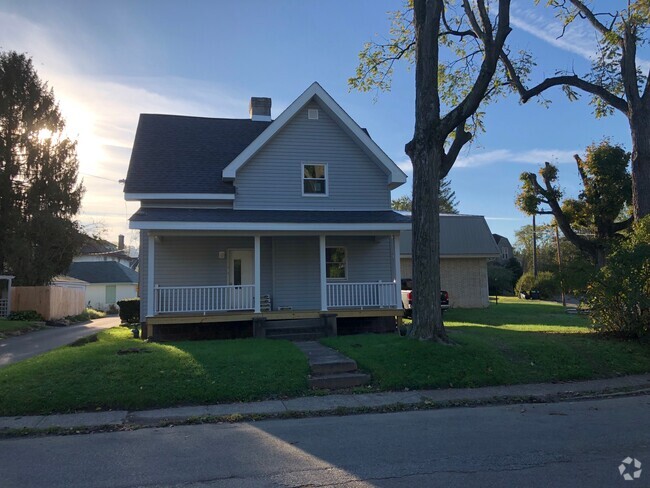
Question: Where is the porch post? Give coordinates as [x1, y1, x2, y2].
[319, 234, 327, 311]
[254, 235, 261, 313]
[393, 233, 401, 308]
[147, 232, 155, 317]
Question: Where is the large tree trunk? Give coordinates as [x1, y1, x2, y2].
[408, 139, 448, 342]
[629, 112, 650, 219]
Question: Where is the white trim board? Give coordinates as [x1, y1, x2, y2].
[125, 193, 235, 201]
[130, 221, 411, 232]
[222, 82, 407, 190]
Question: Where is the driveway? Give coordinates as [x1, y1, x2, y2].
[0, 316, 121, 368]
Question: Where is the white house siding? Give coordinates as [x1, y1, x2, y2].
[234, 102, 391, 210]
[400, 257, 489, 308]
[86, 284, 138, 311]
[326, 236, 393, 282]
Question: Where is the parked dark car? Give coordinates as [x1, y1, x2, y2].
[401, 278, 449, 317]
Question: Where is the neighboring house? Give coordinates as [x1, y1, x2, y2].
[124, 82, 410, 339]
[492, 233, 514, 264]
[400, 215, 500, 308]
[66, 262, 138, 311]
[75, 235, 139, 270]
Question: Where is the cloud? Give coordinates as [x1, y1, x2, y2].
[511, 2, 650, 73]
[395, 148, 578, 171]
[455, 148, 579, 168]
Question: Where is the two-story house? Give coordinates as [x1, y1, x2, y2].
[124, 82, 410, 340]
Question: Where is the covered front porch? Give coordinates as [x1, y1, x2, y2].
[142, 232, 403, 321]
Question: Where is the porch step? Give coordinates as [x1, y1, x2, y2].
[308, 372, 371, 390]
[294, 341, 371, 390]
[264, 318, 327, 341]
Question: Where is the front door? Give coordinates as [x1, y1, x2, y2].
[228, 249, 254, 309]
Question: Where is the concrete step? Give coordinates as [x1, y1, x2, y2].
[310, 359, 358, 375]
[267, 331, 327, 341]
[309, 372, 371, 390]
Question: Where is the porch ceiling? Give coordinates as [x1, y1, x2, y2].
[130, 208, 411, 232]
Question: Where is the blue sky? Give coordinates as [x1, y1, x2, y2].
[0, 0, 636, 249]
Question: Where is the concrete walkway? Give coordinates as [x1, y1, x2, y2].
[2, 372, 649, 432]
[0, 316, 121, 368]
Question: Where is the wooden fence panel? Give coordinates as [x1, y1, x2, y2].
[11, 286, 85, 320]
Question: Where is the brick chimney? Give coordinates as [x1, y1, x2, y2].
[118, 234, 125, 250]
[249, 97, 272, 122]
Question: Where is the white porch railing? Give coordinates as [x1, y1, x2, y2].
[155, 285, 255, 314]
[0, 298, 8, 317]
[327, 281, 398, 309]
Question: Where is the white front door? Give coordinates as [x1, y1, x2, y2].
[228, 249, 254, 309]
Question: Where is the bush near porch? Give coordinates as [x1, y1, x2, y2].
[322, 297, 650, 390]
[0, 328, 309, 416]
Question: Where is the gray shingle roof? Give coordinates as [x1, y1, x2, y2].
[400, 214, 500, 257]
[130, 208, 411, 224]
[124, 114, 271, 194]
[67, 262, 139, 284]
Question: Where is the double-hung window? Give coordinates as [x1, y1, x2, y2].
[303, 163, 327, 196]
[326, 247, 346, 280]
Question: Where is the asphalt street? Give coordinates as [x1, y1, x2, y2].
[0, 315, 121, 367]
[0, 394, 648, 487]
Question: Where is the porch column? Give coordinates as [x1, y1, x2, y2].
[254, 235, 261, 313]
[147, 232, 155, 316]
[319, 235, 327, 311]
[393, 233, 401, 308]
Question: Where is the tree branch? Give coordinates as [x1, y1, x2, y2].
[500, 50, 629, 114]
[568, 0, 619, 40]
[612, 215, 634, 233]
[442, 124, 472, 177]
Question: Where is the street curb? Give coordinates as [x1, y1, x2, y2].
[2, 373, 650, 437]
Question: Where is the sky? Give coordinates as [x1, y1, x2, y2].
[0, 0, 637, 250]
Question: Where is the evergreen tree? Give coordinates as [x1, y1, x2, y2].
[0, 52, 84, 285]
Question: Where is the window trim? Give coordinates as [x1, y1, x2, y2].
[302, 162, 329, 197]
[325, 246, 347, 281]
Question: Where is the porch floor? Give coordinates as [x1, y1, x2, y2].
[147, 308, 403, 326]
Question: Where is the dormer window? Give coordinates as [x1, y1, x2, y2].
[302, 163, 328, 196]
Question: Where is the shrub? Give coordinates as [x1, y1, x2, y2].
[588, 216, 650, 339]
[515, 271, 559, 299]
[66, 308, 106, 323]
[117, 298, 140, 324]
[7, 310, 43, 321]
[106, 303, 119, 315]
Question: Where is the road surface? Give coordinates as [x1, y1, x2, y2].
[0, 394, 648, 487]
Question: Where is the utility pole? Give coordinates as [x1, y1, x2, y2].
[532, 214, 538, 278]
[555, 224, 565, 306]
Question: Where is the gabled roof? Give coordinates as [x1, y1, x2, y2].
[67, 262, 139, 284]
[222, 82, 407, 190]
[400, 214, 500, 257]
[124, 115, 271, 195]
[492, 233, 512, 246]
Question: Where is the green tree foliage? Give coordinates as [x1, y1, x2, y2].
[514, 224, 593, 294]
[0, 52, 84, 285]
[588, 216, 650, 339]
[392, 177, 460, 213]
[351, 0, 513, 342]
[516, 141, 632, 267]
[515, 271, 560, 300]
[503, 1, 650, 219]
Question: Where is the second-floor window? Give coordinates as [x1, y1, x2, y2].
[303, 163, 327, 196]
[502, 247, 509, 260]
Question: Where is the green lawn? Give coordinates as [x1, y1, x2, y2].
[322, 298, 650, 391]
[0, 319, 44, 340]
[0, 328, 309, 416]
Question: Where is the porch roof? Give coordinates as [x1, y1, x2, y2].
[129, 208, 411, 231]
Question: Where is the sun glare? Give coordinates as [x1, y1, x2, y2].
[58, 97, 105, 174]
[37, 128, 52, 141]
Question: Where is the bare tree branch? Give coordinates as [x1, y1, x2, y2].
[442, 124, 472, 178]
